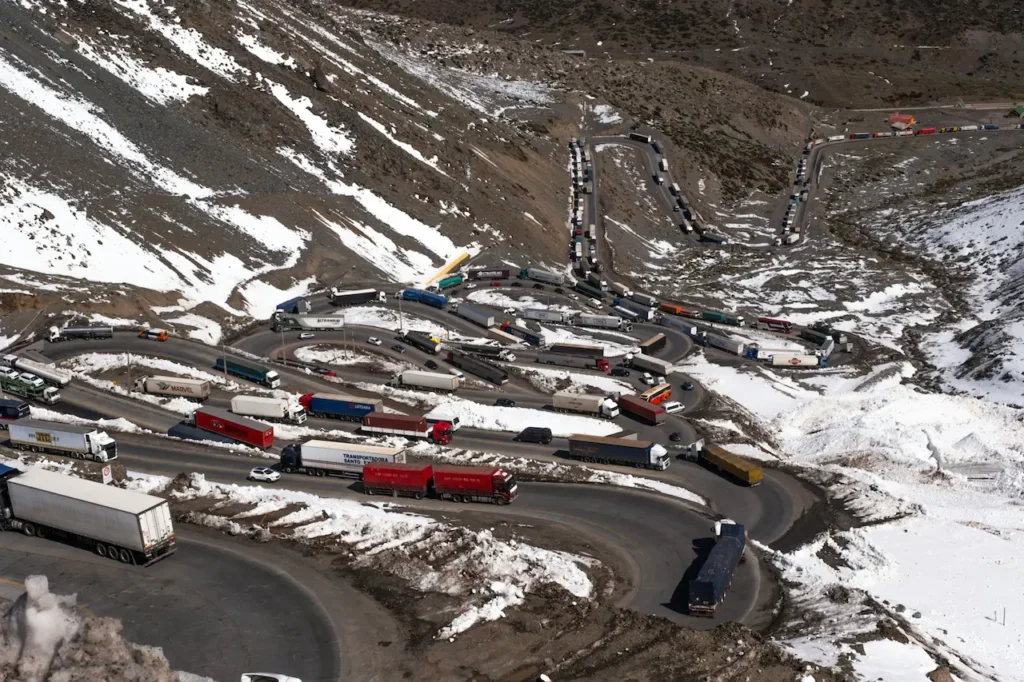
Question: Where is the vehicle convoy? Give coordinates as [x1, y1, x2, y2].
[299, 392, 382, 421]
[0, 372, 61, 405]
[500, 322, 542, 346]
[639, 333, 667, 355]
[687, 522, 746, 617]
[400, 330, 443, 355]
[396, 288, 448, 309]
[362, 463, 518, 504]
[613, 297, 655, 321]
[519, 267, 565, 285]
[391, 370, 460, 392]
[186, 407, 274, 449]
[536, 353, 610, 372]
[691, 444, 763, 486]
[451, 303, 495, 328]
[213, 357, 281, 388]
[617, 394, 667, 425]
[279, 440, 405, 477]
[0, 399, 29, 421]
[329, 288, 386, 306]
[276, 296, 311, 314]
[8, 419, 117, 462]
[361, 413, 453, 445]
[568, 434, 670, 470]
[1, 355, 73, 388]
[523, 309, 569, 324]
[133, 375, 211, 401]
[230, 395, 307, 424]
[447, 351, 509, 385]
[0, 465, 176, 566]
[46, 325, 113, 343]
[575, 314, 632, 332]
[552, 391, 619, 418]
[272, 313, 346, 332]
[629, 353, 674, 376]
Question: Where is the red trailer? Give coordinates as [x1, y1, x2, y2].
[617, 394, 666, 425]
[190, 406, 274, 448]
[433, 466, 518, 505]
[363, 463, 433, 499]
[361, 413, 452, 444]
[915, 128, 936, 135]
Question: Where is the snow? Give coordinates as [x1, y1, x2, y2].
[466, 290, 575, 313]
[235, 32, 296, 68]
[268, 80, 353, 155]
[311, 208, 437, 284]
[532, 324, 638, 357]
[163, 313, 223, 345]
[357, 113, 449, 177]
[592, 104, 622, 124]
[604, 217, 674, 259]
[520, 366, 635, 395]
[28, 406, 148, 435]
[850, 640, 938, 681]
[674, 350, 811, 418]
[0, 335, 21, 351]
[294, 345, 410, 373]
[75, 37, 208, 105]
[238, 276, 316, 320]
[62, 352, 263, 394]
[87, 314, 141, 327]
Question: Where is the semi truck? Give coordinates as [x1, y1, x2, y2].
[500, 322, 542, 346]
[424, 408, 461, 431]
[523, 309, 569, 324]
[396, 289, 448, 309]
[466, 268, 510, 280]
[536, 353, 610, 372]
[613, 306, 641, 322]
[213, 357, 281, 388]
[132, 375, 211, 401]
[46, 326, 114, 343]
[770, 353, 821, 367]
[617, 394, 666, 425]
[609, 281, 633, 299]
[299, 392, 382, 420]
[0, 373, 61, 405]
[487, 327, 523, 345]
[0, 398, 29, 421]
[446, 351, 509, 385]
[628, 132, 652, 143]
[613, 297, 655, 321]
[705, 334, 746, 356]
[458, 344, 516, 362]
[360, 413, 453, 445]
[630, 292, 659, 308]
[431, 274, 465, 291]
[552, 391, 619, 418]
[279, 440, 405, 478]
[1, 356, 72, 388]
[186, 407, 274, 449]
[230, 395, 307, 424]
[138, 329, 168, 341]
[272, 314, 346, 332]
[574, 281, 604, 300]
[659, 315, 697, 337]
[549, 342, 605, 358]
[451, 303, 494, 329]
[629, 353, 674, 376]
[687, 523, 746, 617]
[400, 331, 443, 355]
[276, 297, 311, 314]
[0, 465, 176, 566]
[391, 370, 461, 392]
[166, 423, 238, 445]
[362, 463, 518, 505]
[567, 434, 669, 470]
[8, 419, 117, 462]
[701, 444, 763, 486]
[575, 314, 632, 332]
[587, 273, 608, 291]
[700, 310, 745, 327]
[329, 288, 386, 306]
[639, 333, 667, 355]
[518, 267, 566, 285]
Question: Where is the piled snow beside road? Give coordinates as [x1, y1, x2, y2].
[516, 366, 635, 395]
[295, 345, 410, 373]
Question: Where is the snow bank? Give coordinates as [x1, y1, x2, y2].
[518, 366, 635, 395]
[294, 345, 410, 373]
[163, 313, 222, 345]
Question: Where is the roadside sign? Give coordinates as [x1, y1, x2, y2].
[102, 465, 112, 485]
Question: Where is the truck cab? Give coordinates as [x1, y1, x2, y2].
[429, 422, 454, 445]
[87, 431, 118, 461]
[47, 326, 62, 343]
[600, 399, 621, 419]
[264, 370, 281, 389]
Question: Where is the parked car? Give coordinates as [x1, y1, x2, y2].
[298, 332, 315, 340]
[466, 283, 478, 289]
[663, 401, 684, 414]
[391, 344, 406, 354]
[495, 398, 517, 407]
[425, 360, 439, 370]
[248, 467, 281, 483]
[682, 381, 695, 391]
[610, 367, 630, 377]
[532, 283, 545, 290]
[511, 282, 523, 288]
[490, 281, 502, 287]
[367, 337, 382, 346]
[515, 427, 553, 444]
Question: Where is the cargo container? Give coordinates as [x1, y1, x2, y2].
[133, 375, 211, 401]
[166, 423, 237, 445]
[272, 313, 346, 332]
[670, 182, 681, 196]
[432, 465, 518, 504]
[360, 463, 433, 499]
[770, 353, 820, 367]
[575, 314, 631, 332]
[609, 281, 633, 299]
[230, 395, 306, 423]
[500, 322, 542, 346]
[279, 440, 405, 477]
[536, 353, 610, 373]
[639, 334, 667, 355]
[401, 330, 443, 354]
[699, 310, 744, 327]
[139, 329, 168, 341]
[849, 132, 871, 140]
[552, 391, 619, 418]
[613, 306, 641, 322]
[396, 288, 448, 309]
[658, 158, 668, 172]
[451, 303, 495, 329]
[361, 413, 453, 445]
[213, 357, 280, 388]
[434, 274, 465, 290]
[188, 407, 274, 449]
[659, 303, 697, 317]
[574, 242, 583, 260]
[276, 296, 311, 314]
[299, 392, 382, 421]
[46, 326, 113, 343]
[827, 134, 846, 142]
[523, 309, 569, 324]
[574, 281, 604, 300]
[447, 351, 509, 385]
[982, 124, 1000, 131]
[549, 342, 605, 358]
[785, 233, 800, 245]
[630, 292, 659, 308]
[0, 466, 175, 566]
[680, 217, 694, 233]
[466, 268, 511, 280]
[518, 267, 566, 285]
[705, 334, 745, 356]
[658, 315, 697, 337]
[702, 444, 762, 486]
[8, 419, 117, 461]
[651, 140, 662, 154]
[613, 297, 655, 320]
[687, 527, 745, 617]
[392, 370, 461, 392]
[916, 128, 936, 135]
[568, 434, 669, 470]
[629, 353, 674, 376]
[0, 398, 29, 421]
[2, 356, 72, 388]
[329, 288, 385, 306]
[0, 373, 61, 405]
[486, 326, 523, 345]
[617, 394, 666, 425]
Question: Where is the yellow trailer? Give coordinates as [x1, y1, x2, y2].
[703, 445, 763, 486]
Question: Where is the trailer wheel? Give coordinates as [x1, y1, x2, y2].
[118, 548, 134, 564]
[315, 469, 326, 477]
[452, 495, 462, 503]
[96, 543, 108, 558]
[22, 523, 36, 537]
[365, 488, 375, 495]
[413, 492, 423, 500]
[305, 469, 314, 476]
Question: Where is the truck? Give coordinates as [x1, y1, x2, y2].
[391, 370, 461, 392]
[166, 423, 238, 445]
[396, 288, 447, 309]
[46, 326, 114, 343]
[617, 394, 666, 425]
[2, 355, 72, 388]
[458, 344, 516, 362]
[639, 333, 667, 355]
[630, 292, 659, 308]
[575, 314, 632, 332]
[186, 406, 274, 449]
[700, 310, 745, 327]
[574, 281, 604, 300]
[279, 440, 405, 478]
[276, 297, 311, 314]
[609, 281, 633, 299]
[0, 398, 29, 421]
[523, 309, 569, 324]
[433, 274, 465, 291]
[549, 342, 605, 358]
[447, 351, 509, 385]
[424, 407, 462, 431]
[0, 465, 176, 566]
[587, 273, 608, 291]
[500, 322, 542, 346]
[487, 326, 523, 345]
[614, 306, 641, 322]
[401, 331, 442, 355]
[568, 434, 669, 470]
[230, 395, 307, 424]
[0, 373, 61, 405]
[536, 353, 610, 372]
[329, 288, 386, 306]
[705, 334, 746, 356]
[628, 132, 652, 144]
[362, 463, 518, 505]
[213, 357, 281, 388]
[687, 523, 746, 617]
[770, 353, 821, 367]
[702, 444, 763, 486]
[629, 353, 674, 376]
[466, 268, 511, 280]
[451, 303, 494, 329]
[299, 392, 382, 421]
[132, 375, 211, 401]
[552, 391, 619, 418]
[272, 314, 346, 332]
[659, 314, 697, 337]
[518, 267, 565, 286]
[612, 298, 655, 321]
[360, 413, 453, 445]
[138, 329, 168, 341]
[8, 419, 117, 462]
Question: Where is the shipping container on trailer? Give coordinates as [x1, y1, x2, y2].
[617, 394, 666, 425]
[500, 322, 542, 346]
[8, 419, 117, 462]
[705, 334, 745, 356]
[567, 434, 669, 469]
[702, 444, 763, 486]
[447, 351, 509, 385]
[451, 303, 494, 328]
[850, 132, 871, 140]
[189, 407, 274, 449]
[213, 357, 280, 388]
[432, 466, 518, 504]
[552, 391, 619, 418]
[361, 413, 453, 444]
[436, 274, 465, 290]
[916, 128, 937, 135]
[523, 309, 569, 324]
[629, 353, 674, 376]
[279, 440, 405, 478]
[873, 131, 894, 138]
[982, 124, 1000, 131]
[536, 353, 610, 372]
[700, 310, 744, 326]
[300, 392, 382, 420]
[659, 303, 698, 317]
[549, 342, 605, 358]
[770, 353, 820, 367]
[230, 395, 306, 423]
[658, 314, 697, 337]
[361, 463, 433, 499]
[329, 288, 384, 306]
[639, 333, 667, 355]
[687, 530, 745, 617]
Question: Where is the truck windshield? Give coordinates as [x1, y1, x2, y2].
[497, 476, 517, 492]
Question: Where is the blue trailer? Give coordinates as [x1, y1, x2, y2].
[399, 289, 447, 309]
[500, 322, 542, 346]
[276, 296, 311, 314]
[0, 398, 30, 421]
[299, 392, 383, 421]
[213, 357, 281, 388]
[687, 524, 746, 617]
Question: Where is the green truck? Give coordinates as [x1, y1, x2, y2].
[435, 274, 465, 290]
[0, 372, 61, 405]
[700, 310, 745, 327]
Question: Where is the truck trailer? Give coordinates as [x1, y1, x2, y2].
[575, 314, 632, 332]
[279, 440, 405, 478]
[536, 353, 610, 372]
[705, 334, 746, 356]
[451, 303, 494, 329]
[46, 326, 114, 343]
[523, 309, 569, 324]
[396, 289, 448, 309]
[0, 373, 61, 405]
[548, 342, 605, 358]
[629, 353, 674, 376]
[8, 419, 117, 462]
[552, 391, 619, 418]
[567, 434, 669, 470]
[687, 524, 746, 617]
[500, 322, 542, 346]
[133, 375, 211, 401]
[276, 296, 311, 314]
[0, 466, 175, 566]
[0, 398, 30, 421]
[401, 331, 443, 355]
[230, 395, 306, 424]
[361, 413, 453, 445]
[391, 370, 461, 392]
[612, 297, 655, 321]
[362, 463, 518, 505]
[770, 353, 821, 367]
[272, 314, 346, 332]
[458, 344, 516, 362]
[617, 394, 666, 425]
[186, 407, 274, 449]
[466, 268, 511, 280]
[329, 288, 385, 306]
[213, 357, 281, 388]
[447, 351, 509, 385]
[299, 392, 382, 421]
[2, 356, 72, 388]
[518, 267, 566, 285]
[701, 444, 763, 486]
[630, 292, 659, 308]
[639, 333, 667, 355]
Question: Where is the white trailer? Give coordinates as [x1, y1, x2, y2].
[609, 281, 633, 299]
[393, 370, 461, 392]
[705, 334, 746, 356]
[552, 391, 619, 418]
[631, 292, 659, 308]
[8, 419, 117, 462]
[0, 467, 176, 565]
[523, 309, 569, 324]
[424, 407, 462, 431]
[629, 354, 674, 376]
[2, 355, 72, 388]
[133, 375, 211, 401]
[452, 304, 494, 328]
[524, 268, 566, 285]
[272, 314, 346, 331]
[46, 326, 114, 342]
[771, 353, 820, 367]
[658, 158, 668, 172]
[575, 314, 631, 331]
[230, 395, 307, 424]
[280, 440, 405, 478]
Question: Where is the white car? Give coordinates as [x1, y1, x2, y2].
[448, 368, 465, 379]
[570, 294, 580, 301]
[663, 401, 684, 414]
[367, 337, 382, 346]
[466, 283, 478, 289]
[587, 298, 602, 309]
[18, 373, 44, 388]
[0, 367, 17, 381]
[640, 372, 656, 386]
[503, 307, 517, 315]
[241, 675, 301, 682]
[247, 467, 281, 483]
[298, 332, 315, 340]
